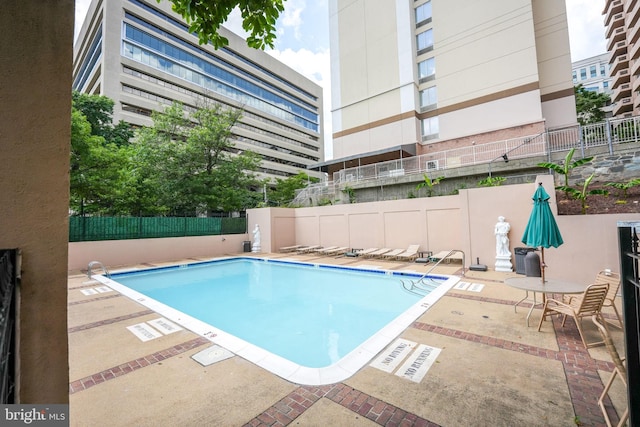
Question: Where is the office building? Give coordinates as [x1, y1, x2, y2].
[323, 0, 576, 177]
[604, 0, 640, 117]
[572, 53, 613, 95]
[73, 0, 324, 181]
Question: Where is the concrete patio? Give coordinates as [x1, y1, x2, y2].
[67, 252, 628, 426]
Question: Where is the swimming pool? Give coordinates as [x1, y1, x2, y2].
[95, 257, 458, 385]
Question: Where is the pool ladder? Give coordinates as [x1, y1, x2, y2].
[87, 260, 110, 279]
[401, 249, 465, 296]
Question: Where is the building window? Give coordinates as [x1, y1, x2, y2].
[572, 70, 577, 83]
[416, 29, 433, 53]
[600, 64, 606, 76]
[590, 65, 597, 78]
[580, 68, 587, 80]
[603, 81, 609, 89]
[418, 57, 435, 80]
[419, 86, 437, 109]
[421, 117, 439, 139]
[415, 2, 432, 26]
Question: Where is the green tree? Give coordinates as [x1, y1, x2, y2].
[70, 108, 133, 215]
[134, 101, 261, 215]
[267, 172, 319, 206]
[72, 91, 133, 146]
[574, 84, 610, 126]
[163, 0, 285, 49]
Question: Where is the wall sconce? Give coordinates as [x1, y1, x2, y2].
[502, 154, 509, 162]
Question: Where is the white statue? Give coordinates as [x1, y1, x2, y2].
[494, 216, 511, 257]
[251, 224, 261, 253]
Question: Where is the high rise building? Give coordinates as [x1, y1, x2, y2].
[73, 0, 324, 181]
[322, 0, 576, 177]
[604, 0, 639, 117]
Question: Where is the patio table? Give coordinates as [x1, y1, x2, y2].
[504, 277, 587, 327]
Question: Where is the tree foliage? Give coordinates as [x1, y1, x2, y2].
[72, 91, 133, 146]
[163, 0, 285, 49]
[70, 94, 265, 216]
[134, 101, 261, 215]
[70, 98, 135, 215]
[574, 84, 610, 126]
[267, 172, 319, 206]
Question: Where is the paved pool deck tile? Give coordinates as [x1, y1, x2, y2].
[68, 253, 627, 426]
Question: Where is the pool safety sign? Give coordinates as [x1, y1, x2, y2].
[126, 317, 183, 342]
[370, 339, 441, 383]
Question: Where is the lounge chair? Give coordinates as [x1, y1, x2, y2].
[363, 248, 392, 259]
[319, 246, 349, 255]
[314, 246, 340, 255]
[381, 248, 405, 260]
[392, 245, 421, 261]
[537, 282, 609, 349]
[353, 248, 379, 256]
[279, 245, 304, 253]
[297, 245, 321, 253]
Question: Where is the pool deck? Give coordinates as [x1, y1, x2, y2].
[68, 252, 628, 426]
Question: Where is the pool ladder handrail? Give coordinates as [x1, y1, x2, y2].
[87, 260, 110, 279]
[401, 249, 466, 296]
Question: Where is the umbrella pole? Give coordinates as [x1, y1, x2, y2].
[540, 247, 546, 283]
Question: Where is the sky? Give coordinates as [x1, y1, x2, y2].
[74, 0, 607, 160]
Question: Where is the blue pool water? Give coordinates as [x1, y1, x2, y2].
[103, 257, 454, 379]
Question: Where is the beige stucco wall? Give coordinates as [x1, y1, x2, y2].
[68, 234, 249, 271]
[73, 176, 640, 291]
[0, 0, 72, 403]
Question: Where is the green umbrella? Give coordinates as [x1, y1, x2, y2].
[521, 183, 564, 282]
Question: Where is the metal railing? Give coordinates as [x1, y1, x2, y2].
[295, 116, 640, 204]
[401, 250, 466, 296]
[0, 249, 17, 403]
[617, 221, 640, 426]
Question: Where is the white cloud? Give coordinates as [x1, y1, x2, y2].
[279, 0, 305, 41]
[565, 0, 607, 61]
[74, 0, 91, 42]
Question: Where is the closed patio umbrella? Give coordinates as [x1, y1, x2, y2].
[521, 183, 564, 283]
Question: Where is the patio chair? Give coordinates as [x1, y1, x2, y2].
[537, 282, 609, 349]
[592, 315, 628, 427]
[394, 245, 421, 261]
[595, 270, 623, 328]
[362, 248, 392, 258]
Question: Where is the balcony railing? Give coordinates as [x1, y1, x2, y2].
[293, 116, 640, 205]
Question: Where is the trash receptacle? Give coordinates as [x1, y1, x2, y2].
[524, 251, 541, 277]
[514, 247, 536, 274]
[243, 241, 251, 252]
